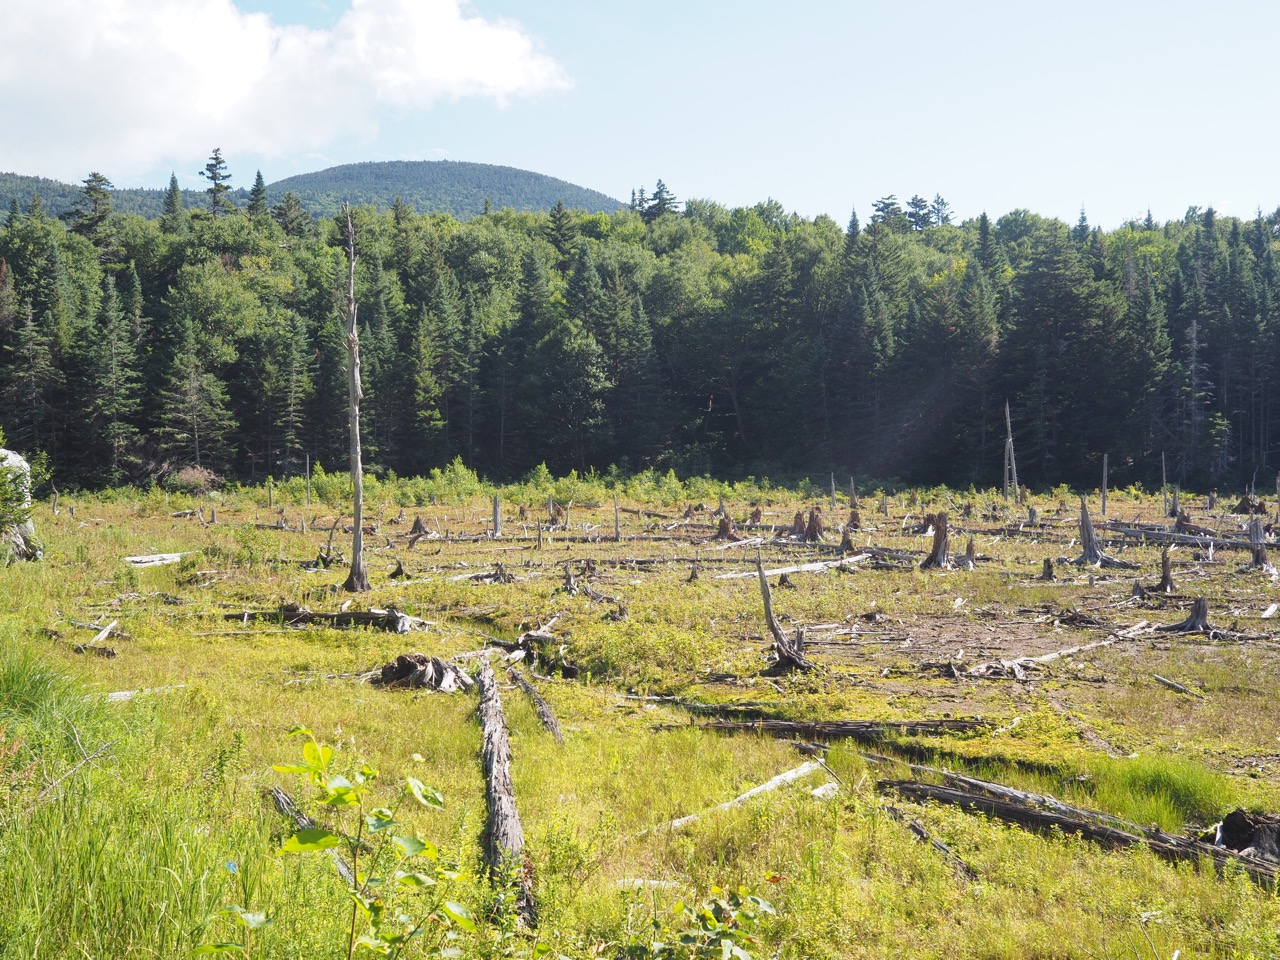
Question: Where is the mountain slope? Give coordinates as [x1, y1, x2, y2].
[268, 160, 623, 218]
[0, 160, 623, 222]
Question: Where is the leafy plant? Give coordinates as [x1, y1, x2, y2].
[617, 885, 775, 960]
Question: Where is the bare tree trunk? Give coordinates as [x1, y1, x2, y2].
[341, 205, 370, 592]
[757, 558, 813, 672]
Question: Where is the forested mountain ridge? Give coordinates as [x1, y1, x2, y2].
[0, 160, 623, 222]
[2, 159, 1278, 493]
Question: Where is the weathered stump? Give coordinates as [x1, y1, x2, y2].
[804, 507, 824, 542]
[1073, 496, 1136, 569]
[919, 512, 950, 570]
[1158, 547, 1175, 593]
[1157, 597, 1213, 633]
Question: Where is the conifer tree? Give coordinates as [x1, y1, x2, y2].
[161, 173, 186, 234]
[199, 148, 234, 218]
[83, 276, 141, 482]
[246, 170, 269, 220]
[156, 312, 236, 470]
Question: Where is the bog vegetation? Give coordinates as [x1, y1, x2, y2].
[1, 466, 1279, 958]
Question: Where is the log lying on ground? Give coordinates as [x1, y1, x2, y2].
[270, 786, 355, 885]
[1206, 809, 1280, 862]
[683, 717, 990, 743]
[508, 667, 564, 744]
[714, 554, 869, 580]
[641, 761, 825, 835]
[960, 637, 1117, 681]
[1105, 523, 1252, 550]
[124, 553, 189, 567]
[876, 779, 1279, 886]
[224, 603, 425, 633]
[881, 804, 979, 880]
[476, 661, 536, 927]
[1072, 497, 1137, 568]
[367, 653, 473, 692]
[757, 558, 814, 672]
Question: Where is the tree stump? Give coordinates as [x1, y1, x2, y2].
[1040, 558, 1055, 581]
[1158, 547, 1175, 593]
[409, 515, 427, 536]
[1157, 597, 1213, 633]
[1073, 496, 1137, 569]
[713, 514, 740, 541]
[804, 507, 824, 542]
[749, 505, 763, 527]
[848, 509, 861, 531]
[790, 510, 806, 537]
[919, 512, 950, 569]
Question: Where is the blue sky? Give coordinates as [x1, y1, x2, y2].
[3, 0, 1275, 228]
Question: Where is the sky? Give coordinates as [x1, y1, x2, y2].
[2, 0, 1276, 229]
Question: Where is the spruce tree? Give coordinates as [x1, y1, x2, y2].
[247, 170, 269, 220]
[199, 148, 234, 218]
[156, 312, 236, 470]
[272, 192, 309, 237]
[83, 276, 141, 482]
[161, 173, 186, 234]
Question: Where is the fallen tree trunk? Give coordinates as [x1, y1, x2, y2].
[683, 717, 990, 742]
[881, 804, 978, 880]
[476, 661, 536, 927]
[224, 604, 425, 633]
[508, 667, 564, 745]
[876, 779, 1278, 886]
[642, 761, 825, 835]
[270, 786, 355, 885]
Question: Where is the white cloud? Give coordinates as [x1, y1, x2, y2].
[0, 0, 569, 182]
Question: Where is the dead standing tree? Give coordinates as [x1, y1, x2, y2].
[919, 512, 951, 569]
[340, 205, 370, 593]
[756, 558, 814, 672]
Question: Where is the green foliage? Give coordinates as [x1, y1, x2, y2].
[617, 885, 775, 960]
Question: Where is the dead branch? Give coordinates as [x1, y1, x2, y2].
[507, 667, 564, 744]
[756, 558, 814, 672]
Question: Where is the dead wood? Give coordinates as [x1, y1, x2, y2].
[919, 512, 950, 570]
[560, 562, 578, 595]
[876, 779, 1279, 886]
[1156, 596, 1213, 633]
[961, 537, 977, 571]
[881, 804, 979, 880]
[1152, 674, 1205, 699]
[790, 510, 806, 537]
[389, 559, 408, 579]
[756, 558, 815, 672]
[271, 786, 355, 885]
[641, 761, 826, 835]
[1040, 557, 1055, 581]
[476, 661, 536, 927]
[1158, 547, 1176, 593]
[1072, 497, 1137, 568]
[687, 561, 699, 582]
[409, 515, 427, 535]
[508, 667, 564, 744]
[749, 505, 763, 527]
[960, 637, 1117, 681]
[805, 507, 825, 542]
[1232, 494, 1267, 515]
[713, 514, 740, 541]
[368, 653, 473, 693]
[686, 717, 990, 743]
[847, 509, 861, 531]
[839, 526, 854, 553]
[1247, 518, 1275, 573]
[224, 603, 424, 633]
[1205, 809, 1280, 863]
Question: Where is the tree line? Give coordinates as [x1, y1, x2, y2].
[2, 152, 1278, 493]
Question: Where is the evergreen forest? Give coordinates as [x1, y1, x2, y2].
[2, 157, 1278, 493]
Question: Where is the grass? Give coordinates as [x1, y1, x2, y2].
[0, 478, 1278, 957]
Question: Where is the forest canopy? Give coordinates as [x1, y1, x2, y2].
[2, 155, 1277, 493]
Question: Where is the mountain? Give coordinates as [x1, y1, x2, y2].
[269, 160, 624, 218]
[0, 160, 623, 222]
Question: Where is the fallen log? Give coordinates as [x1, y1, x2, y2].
[476, 661, 536, 927]
[714, 554, 869, 580]
[124, 553, 189, 567]
[508, 667, 564, 744]
[270, 786, 354, 885]
[682, 717, 990, 742]
[881, 804, 978, 880]
[224, 604, 425, 633]
[642, 761, 825, 835]
[877, 779, 1279, 886]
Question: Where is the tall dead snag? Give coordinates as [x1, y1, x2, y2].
[508, 667, 564, 745]
[756, 558, 814, 672]
[1072, 496, 1137, 569]
[476, 661, 536, 926]
[1002, 401, 1021, 504]
[340, 205, 370, 592]
[919, 512, 950, 569]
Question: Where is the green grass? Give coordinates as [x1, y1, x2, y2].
[0, 481, 1278, 958]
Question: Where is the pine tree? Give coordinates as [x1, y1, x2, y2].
[545, 200, 578, 272]
[199, 148, 234, 218]
[0, 305, 61, 452]
[642, 180, 678, 223]
[247, 170, 269, 220]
